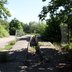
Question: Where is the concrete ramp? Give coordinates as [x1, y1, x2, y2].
[39, 42, 56, 49]
[11, 40, 28, 51]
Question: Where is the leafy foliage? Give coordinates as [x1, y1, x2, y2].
[39, 0, 72, 43]
[0, 24, 9, 37]
[0, 0, 11, 19]
[0, 19, 9, 31]
[41, 17, 61, 42]
[36, 22, 47, 34]
[9, 18, 24, 35]
[0, 0, 11, 37]
[23, 23, 30, 33]
[23, 21, 46, 34]
[5, 40, 16, 50]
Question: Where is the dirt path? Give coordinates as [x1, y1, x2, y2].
[0, 36, 71, 72]
[10, 35, 32, 51]
[11, 40, 28, 51]
[0, 36, 15, 48]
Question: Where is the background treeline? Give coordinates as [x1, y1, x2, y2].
[0, 19, 9, 37]
[0, 18, 47, 37]
[39, 0, 72, 44]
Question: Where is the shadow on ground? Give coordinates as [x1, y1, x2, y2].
[18, 36, 30, 41]
[0, 47, 72, 72]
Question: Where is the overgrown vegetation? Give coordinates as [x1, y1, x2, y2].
[5, 40, 16, 50]
[0, 0, 11, 19]
[0, 0, 46, 38]
[38, 0, 72, 50]
[23, 21, 47, 34]
[9, 18, 24, 35]
[0, 0, 72, 52]
[61, 43, 72, 51]
[0, 25, 9, 37]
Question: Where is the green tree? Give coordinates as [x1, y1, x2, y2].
[36, 22, 47, 34]
[23, 23, 30, 33]
[41, 17, 61, 42]
[0, 0, 11, 18]
[0, 19, 9, 31]
[24, 21, 46, 34]
[0, 0, 11, 37]
[39, 0, 72, 42]
[9, 18, 24, 35]
[29, 21, 37, 33]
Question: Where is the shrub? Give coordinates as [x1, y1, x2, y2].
[0, 25, 9, 37]
[9, 40, 16, 45]
[5, 40, 16, 50]
[62, 43, 72, 51]
[0, 40, 16, 51]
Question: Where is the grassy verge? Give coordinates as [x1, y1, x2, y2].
[61, 43, 72, 51]
[53, 42, 62, 49]
[53, 42, 72, 51]
[0, 40, 16, 51]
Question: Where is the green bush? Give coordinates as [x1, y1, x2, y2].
[0, 40, 16, 51]
[69, 43, 72, 49]
[5, 44, 13, 50]
[9, 40, 16, 45]
[5, 40, 16, 50]
[9, 18, 24, 35]
[62, 43, 72, 51]
[0, 25, 9, 37]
